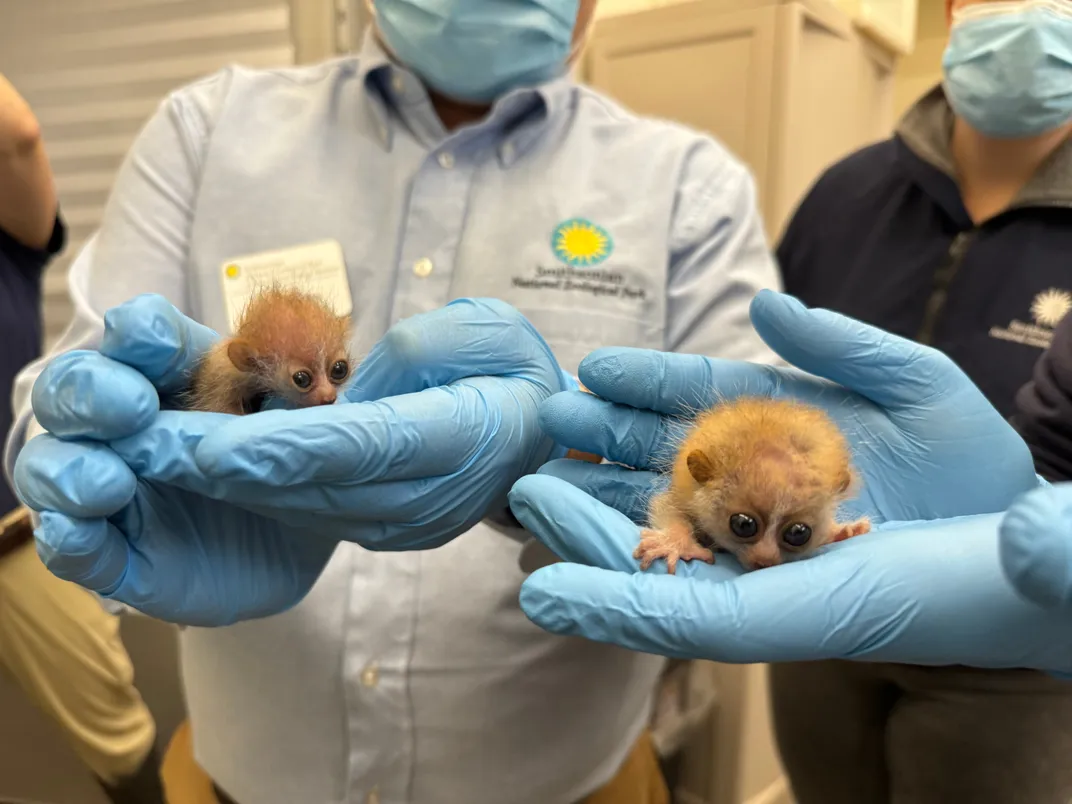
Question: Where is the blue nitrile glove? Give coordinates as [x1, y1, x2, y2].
[1000, 482, 1072, 611]
[180, 297, 569, 540]
[510, 289, 1047, 666]
[15, 294, 567, 625]
[13, 295, 339, 626]
[509, 477, 1072, 672]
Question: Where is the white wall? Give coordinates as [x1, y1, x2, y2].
[893, 0, 947, 116]
[0, 0, 296, 349]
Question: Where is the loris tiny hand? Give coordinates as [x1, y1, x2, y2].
[511, 289, 1047, 667]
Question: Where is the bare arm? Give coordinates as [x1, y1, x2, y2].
[0, 74, 57, 249]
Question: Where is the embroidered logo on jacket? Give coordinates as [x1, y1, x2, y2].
[990, 288, 1072, 349]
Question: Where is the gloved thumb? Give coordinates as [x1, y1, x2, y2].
[348, 298, 562, 402]
[1000, 483, 1072, 609]
[749, 290, 973, 411]
[101, 293, 219, 396]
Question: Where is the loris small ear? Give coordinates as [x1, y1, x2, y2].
[836, 467, 855, 495]
[226, 338, 258, 372]
[686, 450, 715, 484]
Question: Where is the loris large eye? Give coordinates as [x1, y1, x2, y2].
[782, 523, 812, 548]
[329, 360, 349, 382]
[292, 370, 313, 389]
[729, 513, 758, 539]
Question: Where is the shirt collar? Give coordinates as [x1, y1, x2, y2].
[355, 27, 575, 166]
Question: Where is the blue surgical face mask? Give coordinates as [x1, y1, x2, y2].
[371, 0, 581, 104]
[941, 0, 1072, 138]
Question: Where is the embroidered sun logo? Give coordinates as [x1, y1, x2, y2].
[552, 218, 613, 267]
[1030, 288, 1072, 328]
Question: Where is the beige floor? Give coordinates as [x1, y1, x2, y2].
[0, 616, 186, 804]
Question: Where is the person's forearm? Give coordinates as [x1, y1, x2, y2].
[0, 74, 57, 249]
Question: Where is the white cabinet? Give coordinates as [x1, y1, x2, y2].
[582, 0, 900, 243]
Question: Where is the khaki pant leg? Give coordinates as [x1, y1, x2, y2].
[0, 539, 156, 784]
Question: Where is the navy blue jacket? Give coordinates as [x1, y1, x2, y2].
[1014, 312, 1072, 483]
[778, 87, 1072, 422]
[1, 215, 65, 515]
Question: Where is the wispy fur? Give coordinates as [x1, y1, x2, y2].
[636, 396, 870, 574]
[185, 285, 353, 415]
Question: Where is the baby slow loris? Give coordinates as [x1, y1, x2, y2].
[185, 286, 354, 415]
[636, 396, 870, 574]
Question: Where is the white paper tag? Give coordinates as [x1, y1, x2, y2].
[219, 239, 353, 334]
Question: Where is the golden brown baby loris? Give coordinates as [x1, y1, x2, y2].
[635, 396, 870, 574]
[186, 286, 353, 415]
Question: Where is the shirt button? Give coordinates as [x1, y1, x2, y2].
[391, 73, 404, 93]
[367, 787, 380, 804]
[413, 258, 433, 277]
[437, 151, 455, 169]
[501, 142, 515, 161]
[361, 662, 379, 687]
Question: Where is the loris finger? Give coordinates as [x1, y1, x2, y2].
[832, 518, 871, 543]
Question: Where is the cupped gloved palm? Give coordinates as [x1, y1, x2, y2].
[14, 297, 339, 626]
[181, 295, 569, 537]
[14, 294, 566, 625]
[534, 290, 1038, 528]
[510, 476, 1072, 672]
[511, 290, 1048, 668]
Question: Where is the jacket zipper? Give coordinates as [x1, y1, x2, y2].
[915, 229, 978, 346]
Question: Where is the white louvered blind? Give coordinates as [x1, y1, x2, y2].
[0, 0, 296, 349]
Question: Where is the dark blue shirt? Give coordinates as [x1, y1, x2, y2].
[1, 215, 65, 515]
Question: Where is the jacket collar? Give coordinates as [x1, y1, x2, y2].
[896, 84, 1072, 211]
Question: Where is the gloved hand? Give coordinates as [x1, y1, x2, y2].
[535, 290, 1037, 526]
[510, 289, 1048, 667]
[14, 296, 338, 626]
[182, 295, 568, 541]
[14, 294, 566, 624]
[510, 476, 1072, 672]
[1000, 482, 1072, 610]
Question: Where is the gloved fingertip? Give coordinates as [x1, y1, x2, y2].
[537, 391, 591, 437]
[508, 473, 564, 521]
[519, 565, 579, 634]
[1000, 486, 1072, 609]
[34, 511, 128, 596]
[576, 348, 641, 396]
[32, 351, 159, 440]
[102, 294, 217, 390]
[749, 290, 812, 345]
[14, 437, 137, 517]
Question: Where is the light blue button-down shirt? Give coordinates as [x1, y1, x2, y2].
[6, 31, 780, 804]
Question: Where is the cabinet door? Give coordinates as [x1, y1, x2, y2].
[585, 2, 778, 216]
[767, 1, 896, 240]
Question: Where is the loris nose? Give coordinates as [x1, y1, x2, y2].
[747, 548, 780, 570]
[312, 389, 337, 406]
